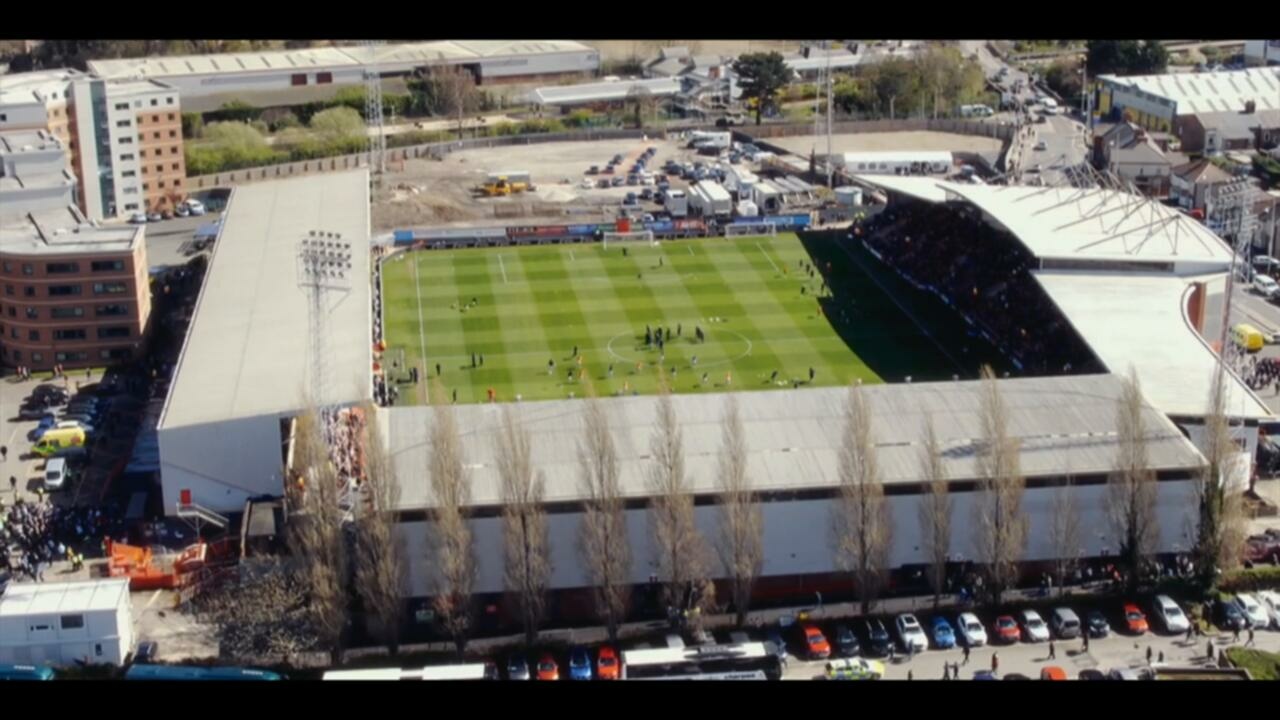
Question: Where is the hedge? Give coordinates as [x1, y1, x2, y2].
[1224, 648, 1280, 680]
[1218, 565, 1280, 593]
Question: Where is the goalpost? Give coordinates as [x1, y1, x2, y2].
[724, 223, 778, 238]
[602, 229, 657, 248]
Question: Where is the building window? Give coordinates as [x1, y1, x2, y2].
[173, 179, 181, 187]
[5, 306, 12, 316]
[171, 146, 179, 155]
[60, 614, 85, 630]
[95, 303, 128, 317]
[168, 113, 175, 121]
[169, 130, 177, 138]
[140, 184, 148, 192]
[24, 287, 35, 297]
[124, 203, 138, 211]
[97, 326, 130, 339]
[100, 348, 131, 360]
[150, 98, 158, 107]
[9, 328, 16, 340]
[115, 119, 131, 128]
[118, 137, 132, 144]
[120, 153, 134, 162]
[22, 264, 33, 276]
[53, 328, 86, 341]
[93, 282, 127, 295]
[0, 113, 6, 121]
[124, 186, 139, 195]
[155, 164, 163, 173]
[171, 163, 180, 171]
[166, 97, 174, 105]
[152, 131, 160, 140]
[140, 149, 147, 158]
[114, 102, 129, 111]
[28, 329, 39, 341]
[48, 285, 81, 297]
[317, 72, 333, 84]
[3, 285, 11, 296]
[92, 260, 125, 272]
[32, 352, 42, 362]
[158, 180, 166, 188]
[52, 306, 84, 319]
[55, 351, 87, 362]
[122, 170, 136, 178]
[152, 115, 159, 123]
[46, 262, 80, 274]
[2, 262, 10, 273]
[292, 73, 307, 86]
[25, 307, 37, 319]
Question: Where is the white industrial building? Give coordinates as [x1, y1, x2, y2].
[1245, 40, 1280, 67]
[1096, 67, 1280, 131]
[527, 77, 684, 109]
[383, 374, 1207, 601]
[157, 169, 371, 515]
[0, 578, 134, 666]
[88, 41, 601, 113]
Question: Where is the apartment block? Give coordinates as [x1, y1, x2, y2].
[0, 129, 78, 213]
[0, 69, 85, 183]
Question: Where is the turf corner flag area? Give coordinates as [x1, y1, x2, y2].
[379, 233, 970, 405]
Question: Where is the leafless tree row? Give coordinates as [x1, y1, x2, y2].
[577, 386, 632, 644]
[427, 382, 476, 657]
[831, 383, 892, 615]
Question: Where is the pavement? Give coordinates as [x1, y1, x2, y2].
[1203, 279, 1280, 415]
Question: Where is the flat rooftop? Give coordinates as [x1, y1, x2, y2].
[1099, 67, 1280, 115]
[0, 67, 84, 105]
[384, 373, 1205, 510]
[1034, 271, 1272, 420]
[529, 77, 683, 105]
[0, 578, 129, 616]
[0, 208, 140, 256]
[158, 170, 372, 431]
[0, 128, 62, 153]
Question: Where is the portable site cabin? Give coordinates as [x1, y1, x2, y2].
[835, 151, 952, 175]
[751, 180, 783, 213]
[0, 578, 134, 666]
[689, 180, 733, 218]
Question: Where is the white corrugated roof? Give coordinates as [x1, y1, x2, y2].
[0, 578, 130, 616]
[1099, 68, 1280, 115]
[529, 77, 682, 105]
[385, 374, 1206, 510]
[1034, 271, 1272, 420]
[158, 170, 371, 430]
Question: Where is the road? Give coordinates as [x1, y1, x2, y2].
[1204, 278, 1280, 415]
[132, 214, 214, 267]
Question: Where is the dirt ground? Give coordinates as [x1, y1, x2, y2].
[372, 136, 711, 231]
[584, 40, 798, 62]
[766, 131, 1005, 156]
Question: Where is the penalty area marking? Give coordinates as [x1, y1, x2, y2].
[756, 242, 780, 273]
[569, 249, 575, 262]
[688, 246, 695, 256]
[605, 328, 753, 369]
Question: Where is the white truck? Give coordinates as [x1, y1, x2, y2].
[688, 131, 732, 153]
[665, 189, 689, 218]
[689, 180, 732, 218]
[723, 165, 759, 200]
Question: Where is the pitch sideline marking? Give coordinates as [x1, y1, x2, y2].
[413, 254, 429, 373]
[498, 254, 509, 284]
[756, 242, 780, 274]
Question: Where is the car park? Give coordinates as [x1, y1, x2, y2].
[1255, 591, 1280, 629]
[536, 654, 559, 681]
[1049, 607, 1081, 639]
[1123, 604, 1149, 635]
[825, 658, 884, 680]
[895, 613, 928, 653]
[1020, 610, 1050, 642]
[596, 646, 619, 680]
[956, 613, 987, 647]
[1234, 593, 1270, 628]
[857, 619, 892, 657]
[993, 615, 1020, 644]
[507, 655, 531, 680]
[930, 617, 957, 649]
[1086, 611, 1110, 638]
[801, 624, 831, 659]
[1215, 598, 1248, 631]
[1152, 595, 1190, 634]
[833, 624, 860, 657]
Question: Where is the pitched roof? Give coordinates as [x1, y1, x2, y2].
[1172, 158, 1233, 184]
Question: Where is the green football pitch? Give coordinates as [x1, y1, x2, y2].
[380, 232, 1001, 405]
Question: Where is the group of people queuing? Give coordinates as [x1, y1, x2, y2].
[2, 498, 125, 583]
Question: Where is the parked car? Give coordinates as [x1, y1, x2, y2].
[930, 617, 957, 649]
[597, 179, 611, 189]
[823, 624, 858, 658]
[129, 212, 148, 224]
[596, 646, 619, 680]
[1255, 274, 1280, 299]
[55, 420, 94, 436]
[1215, 598, 1249, 632]
[1086, 611, 1111, 638]
[580, 178, 594, 189]
[801, 624, 831, 659]
[133, 641, 158, 664]
[1049, 607, 1081, 639]
[184, 199, 206, 216]
[28, 414, 59, 441]
[956, 613, 987, 647]
[1152, 595, 1190, 634]
[1040, 666, 1068, 681]
[1123, 603, 1149, 635]
[19, 403, 53, 420]
[624, 192, 638, 206]
[895, 613, 928, 653]
[568, 647, 592, 680]
[1234, 593, 1271, 628]
[146, 212, 162, 223]
[640, 187, 654, 201]
[44, 457, 70, 491]
[1256, 590, 1280, 629]
[1034, 140, 1048, 151]
[993, 615, 1020, 644]
[175, 205, 190, 217]
[825, 658, 884, 680]
[587, 165, 600, 175]
[611, 176, 625, 187]
[1020, 610, 1050, 643]
[161, 210, 174, 220]
[507, 655, 531, 681]
[536, 654, 559, 681]
[857, 619, 892, 657]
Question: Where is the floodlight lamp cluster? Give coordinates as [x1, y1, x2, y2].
[300, 231, 353, 281]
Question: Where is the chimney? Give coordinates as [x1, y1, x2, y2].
[1245, 99, 1257, 114]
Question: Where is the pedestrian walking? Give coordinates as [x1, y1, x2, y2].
[471, 352, 477, 368]
[1146, 645, 1153, 663]
[809, 367, 815, 382]
[1207, 640, 1214, 659]
[1, 445, 7, 462]
[573, 345, 578, 358]
[963, 645, 971, 664]
[677, 324, 682, 337]
[907, 670, 913, 681]
[1247, 627, 1255, 647]
[1049, 640, 1056, 659]
[479, 354, 484, 367]
[436, 363, 442, 378]
[1158, 651, 1164, 664]
[1083, 633, 1090, 652]
[452, 389, 457, 404]
[889, 644, 895, 662]
[1233, 626, 1241, 643]
[1186, 625, 1194, 643]
[991, 652, 999, 674]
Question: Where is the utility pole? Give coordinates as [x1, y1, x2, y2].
[826, 41, 834, 189]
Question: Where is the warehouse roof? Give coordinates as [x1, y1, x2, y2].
[158, 170, 371, 430]
[384, 373, 1206, 510]
[529, 77, 683, 106]
[0, 578, 129, 616]
[1098, 67, 1280, 115]
[1034, 271, 1272, 420]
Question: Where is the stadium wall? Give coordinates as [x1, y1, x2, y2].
[158, 414, 287, 514]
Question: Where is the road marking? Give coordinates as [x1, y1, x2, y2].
[146, 590, 162, 609]
[498, 255, 509, 284]
[756, 242, 780, 273]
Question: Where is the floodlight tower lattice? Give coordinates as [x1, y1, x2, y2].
[363, 40, 387, 182]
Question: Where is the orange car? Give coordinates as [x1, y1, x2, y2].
[1040, 666, 1068, 681]
[1123, 604, 1149, 635]
[536, 654, 560, 681]
[596, 646, 620, 680]
[802, 624, 831, 659]
[994, 615, 1020, 644]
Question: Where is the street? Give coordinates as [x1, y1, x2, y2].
[137, 214, 213, 268]
[1203, 278, 1280, 415]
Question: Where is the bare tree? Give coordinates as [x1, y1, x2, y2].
[625, 85, 656, 128]
[577, 387, 632, 644]
[427, 65, 481, 138]
[495, 406, 552, 647]
[287, 404, 349, 665]
[971, 366, 1028, 606]
[1108, 369, 1160, 592]
[352, 401, 406, 655]
[427, 382, 476, 656]
[716, 396, 764, 627]
[831, 382, 893, 615]
[917, 415, 951, 608]
[648, 371, 714, 627]
[1049, 472, 1082, 596]
[194, 558, 317, 664]
[1194, 375, 1249, 590]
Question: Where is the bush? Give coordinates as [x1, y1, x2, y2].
[308, 106, 365, 143]
[1218, 566, 1280, 593]
[209, 99, 261, 124]
[1224, 648, 1280, 680]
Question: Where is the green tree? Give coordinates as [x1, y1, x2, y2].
[309, 106, 365, 143]
[181, 112, 205, 140]
[732, 52, 792, 125]
[1086, 40, 1168, 76]
[204, 121, 270, 154]
[1045, 59, 1084, 104]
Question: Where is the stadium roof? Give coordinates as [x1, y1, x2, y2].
[1034, 271, 1271, 421]
[1098, 67, 1280, 115]
[528, 77, 683, 106]
[158, 170, 371, 431]
[384, 373, 1206, 510]
[857, 176, 1235, 271]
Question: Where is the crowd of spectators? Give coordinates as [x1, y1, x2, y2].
[2, 498, 126, 582]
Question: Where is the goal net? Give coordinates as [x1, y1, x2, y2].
[602, 230, 657, 248]
[724, 222, 778, 238]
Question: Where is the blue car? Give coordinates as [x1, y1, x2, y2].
[568, 647, 593, 680]
[931, 617, 957, 649]
[28, 414, 58, 441]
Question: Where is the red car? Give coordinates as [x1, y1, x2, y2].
[536, 654, 560, 681]
[596, 646, 620, 680]
[1123, 604, 1149, 635]
[994, 615, 1020, 644]
[802, 624, 831, 659]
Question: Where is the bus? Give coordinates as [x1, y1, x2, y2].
[0, 664, 56, 681]
[620, 642, 782, 681]
[124, 664, 284, 681]
[323, 663, 497, 681]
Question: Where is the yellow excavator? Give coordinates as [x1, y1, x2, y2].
[477, 171, 532, 197]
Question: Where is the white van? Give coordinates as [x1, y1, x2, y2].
[44, 457, 69, 491]
[1049, 607, 1081, 639]
[1254, 274, 1280, 299]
